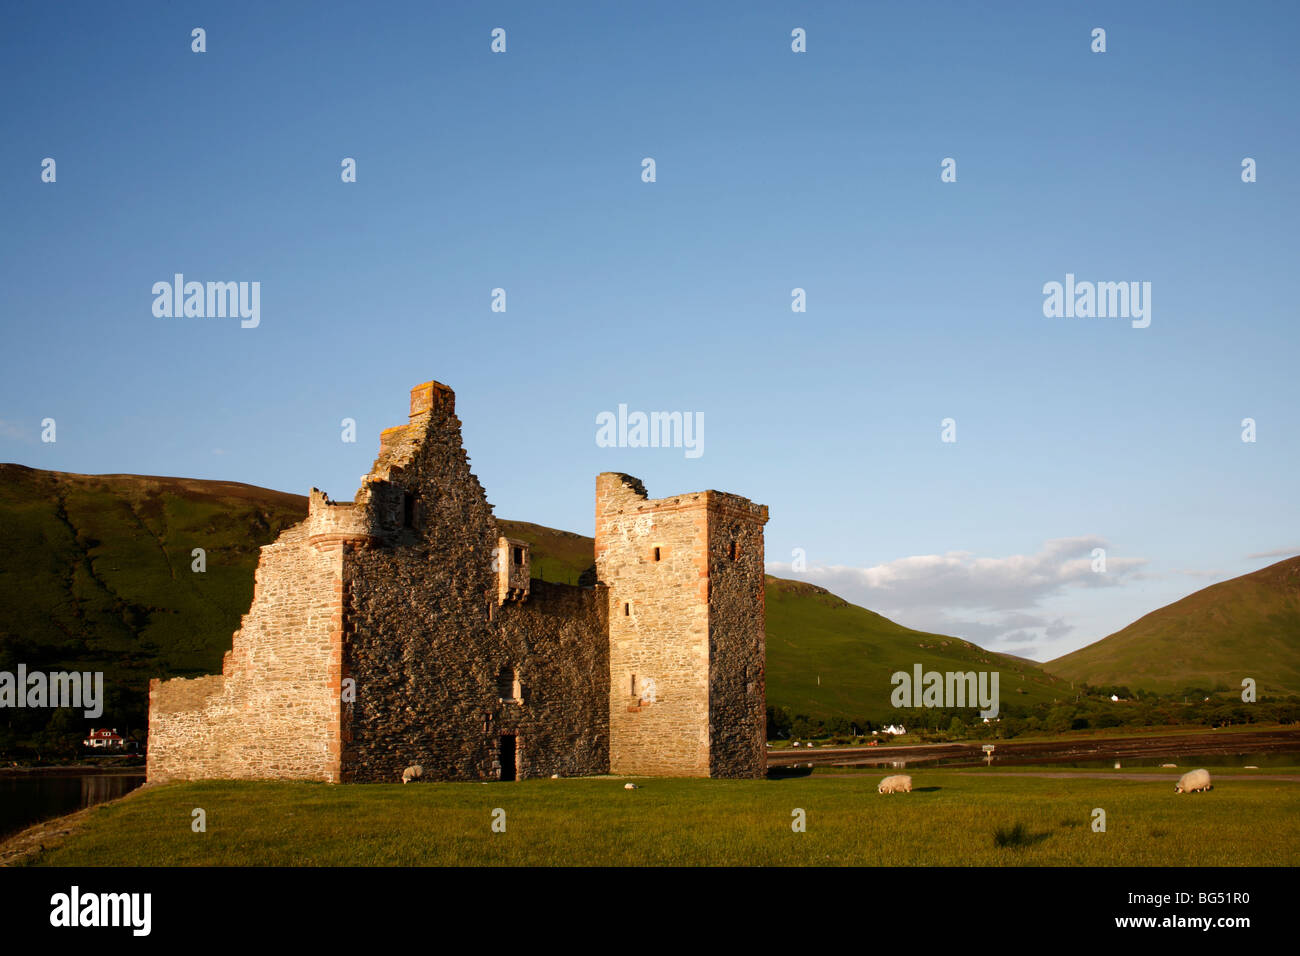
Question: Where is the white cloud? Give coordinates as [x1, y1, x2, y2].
[770, 536, 1144, 612]
[1246, 547, 1299, 560]
[767, 536, 1146, 656]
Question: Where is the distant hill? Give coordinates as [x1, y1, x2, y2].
[762, 576, 1068, 720]
[1046, 556, 1300, 696]
[0, 464, 306, 743]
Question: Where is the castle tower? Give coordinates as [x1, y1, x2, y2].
[595, 473, 769, 778]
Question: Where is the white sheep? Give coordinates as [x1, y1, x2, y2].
[1174, 768, 1212, 793]
[624, 782, 639, 790]
[878, 774, 912, 794]
[401, 764, 423, 784]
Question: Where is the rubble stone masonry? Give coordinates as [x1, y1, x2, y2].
[147, 381, 767, 782]
[595, 475, 769, 777]
[147, 522, 344, 782]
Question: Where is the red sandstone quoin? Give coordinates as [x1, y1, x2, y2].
[147, 381, 769, 783]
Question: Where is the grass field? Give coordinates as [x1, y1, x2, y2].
[21, 772, 1300, 867]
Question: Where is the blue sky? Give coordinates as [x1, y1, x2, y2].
[2, 1, 1297, 661]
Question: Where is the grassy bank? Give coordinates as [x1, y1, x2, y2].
[18, 772, 1300, 867]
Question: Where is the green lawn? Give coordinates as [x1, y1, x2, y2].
[24, 772, 1300, 866]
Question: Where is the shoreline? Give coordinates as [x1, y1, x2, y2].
[0, 782, 155, 866]
[0, 764, 146, 778]
[768, 726, 1300, 768]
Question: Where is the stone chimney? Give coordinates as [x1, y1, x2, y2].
[409, 381, 454, 420]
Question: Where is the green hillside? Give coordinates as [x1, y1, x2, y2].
[763, 577, 1068, 720]
[0, 464, 306, 748]
[1046, 557, 1300, 696]
[496, 519, 594, 586]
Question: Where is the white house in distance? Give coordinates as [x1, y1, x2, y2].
[882, 724, 906, 736]
[83, 727, 128, 750]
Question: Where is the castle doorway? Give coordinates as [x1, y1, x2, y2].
[499, 734, 517, 781]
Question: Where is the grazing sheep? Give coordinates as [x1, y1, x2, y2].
[1175, 768, 1212, 793]
[878, 774, 912, 794]
[401, 764, 423, 784]
[1160, 763, 1177, 768]
[624, 782, 639, 790]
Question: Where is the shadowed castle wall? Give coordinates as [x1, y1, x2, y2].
[340, 384, 609, 781]
[705, 497, 769, 778]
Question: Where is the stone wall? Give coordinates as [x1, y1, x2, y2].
[705, 495, 769, 778]
[494, 580, 609, 778]
[596, 474, 712, 776]
[341, 389, 609, 782]
[147, 522, 344, 782]
[595, 476, 769, 778]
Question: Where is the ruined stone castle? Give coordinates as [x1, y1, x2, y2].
[147, 382, 769, 783]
